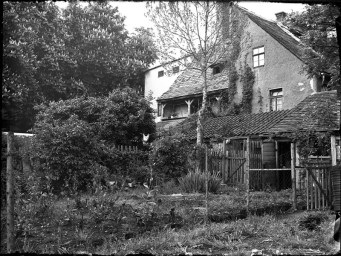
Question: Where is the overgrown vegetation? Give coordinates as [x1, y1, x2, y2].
[179, 170, 221, 193]
[1, 186, 338, 254]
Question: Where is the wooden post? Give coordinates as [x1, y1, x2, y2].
[245, 137, 250, 214]
[185, 99, 194, 117]
[6, 131, 14, 253]
[222, 140, 226, 183]
[291, 142, 297, 211]
[205, 145, 209, 225]
[160, 103, 167, 118]
[331, 134, 337, 166]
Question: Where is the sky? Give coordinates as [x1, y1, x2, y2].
[55, 1, 307, 33]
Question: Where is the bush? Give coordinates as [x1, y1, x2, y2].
[151, 134, 190, 183]
[29, 88, 155, 194]
[179, 170, 221, 194]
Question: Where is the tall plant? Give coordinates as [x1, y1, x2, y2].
[147, 2, 232, 145]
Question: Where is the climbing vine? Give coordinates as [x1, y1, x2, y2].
[240, 64, 255, 114]
[218, 5, 255, 115]
[257, 88, 263, 113]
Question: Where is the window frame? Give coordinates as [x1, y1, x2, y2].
[212, 66, 221, 75]
[269, 88, 283, 111]
[172, 66, 179, 74]
[253, 46, 265, 68]
[158, 70, 164, 78]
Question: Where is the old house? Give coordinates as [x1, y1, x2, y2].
[151, 4, 325, 131]
[144, 4, 340, 209]
[144, 58, 186, 123]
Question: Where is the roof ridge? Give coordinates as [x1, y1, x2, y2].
[235, 4, 307, 62]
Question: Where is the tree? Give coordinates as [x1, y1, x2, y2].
[2, 1, 158, 132]
[62, 1, 157, 97]
[32, 87, 156, 193]
[283, 4, 340, 88]
[2, 1, 73, 132]
[147, 1, 231, 145]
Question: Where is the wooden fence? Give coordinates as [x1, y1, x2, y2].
[112, 144, 139, 152]
[297, 157, 332, 210]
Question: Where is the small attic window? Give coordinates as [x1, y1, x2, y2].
[212, 66, 221, 75]
[253, 46, 265, 67]
[173, 66, 179, 73]
[158, 70, 164, 77]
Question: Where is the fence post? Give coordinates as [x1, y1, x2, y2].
[205, 145, 209, 225]
[331, 135, 337, 166]
[6, 131, 14, 253]
[245, 137, 250, 215]
[222, 140, 226, 183]
[291, 142, 297, 211]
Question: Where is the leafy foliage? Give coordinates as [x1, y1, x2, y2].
[2, 1, 157, 132]
[240, 65, 255, 114]
[151, 134, 191, 183]
[31, 87, 155, 193]
[283, 4, 340, 88]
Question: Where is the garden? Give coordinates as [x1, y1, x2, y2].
[1, 88, 339, 255]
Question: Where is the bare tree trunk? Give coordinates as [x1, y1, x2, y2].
[6, 131, 14, 253]
[196, 68, 208, 145]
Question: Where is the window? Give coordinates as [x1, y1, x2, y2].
[158, 70, 164, 77]
[213, 66, 221, 75]
[172, 66, 179, 73]
[253, 46, 265, 67]
[270, 88, 283, 111]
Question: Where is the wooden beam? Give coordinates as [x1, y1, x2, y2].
[331, 135, 337, 166]
[6, 131, 14, 253]
[245, 137, 250, 214]
[249, 168, 291, 171]
[291, 142, 297, 211]
[185, 99, 194, 116]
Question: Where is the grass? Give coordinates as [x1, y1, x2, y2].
[1, 186, 339, 255]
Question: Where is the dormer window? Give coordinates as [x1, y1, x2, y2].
[173, 66, 179, 73]
[213, 66, 221, 75]
[253, 46, 265, 67]
[158, 70, 164, 77]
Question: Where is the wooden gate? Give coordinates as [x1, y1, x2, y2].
[224, 139, 246, 184]
[298, 157, 332, 210]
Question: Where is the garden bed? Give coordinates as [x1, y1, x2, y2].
[0, 187, 338, 255]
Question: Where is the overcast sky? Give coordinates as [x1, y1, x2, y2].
[56, 1, 307, 33]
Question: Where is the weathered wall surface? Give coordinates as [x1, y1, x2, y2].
[236, 16, 314, 113]
[144, 65, 182, 113]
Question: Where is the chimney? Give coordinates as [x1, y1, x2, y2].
[275, 12, 287, 22]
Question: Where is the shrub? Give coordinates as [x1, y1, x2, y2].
[29, 88, 155, 194]
[151, 134, 190, 183]
[179, 170, 221, 194]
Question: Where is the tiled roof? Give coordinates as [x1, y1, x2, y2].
[268, 90, 340, 133]
[157, 66, 229, 101]
[183, 110, 293, 140]
[181, 91, 340, 140]
[237, 6, 307, 61]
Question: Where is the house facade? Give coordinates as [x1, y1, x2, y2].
[144, 59, 185, 123]
[150, 4, 324, 129]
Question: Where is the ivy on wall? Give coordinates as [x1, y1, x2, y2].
[218, 4, 255, 115]
[240, 64, 255, 114]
